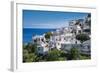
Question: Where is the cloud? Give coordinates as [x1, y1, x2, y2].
[24, 21, 69, 29]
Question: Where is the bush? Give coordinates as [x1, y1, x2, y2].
[46, 49, 61, 61]
[79, 55, 91, 60]
[76, 34, 90, 43]
[67, 48, 80, 60]
[23, 51, 37, 62]
[45, 32, 52, 40]
[23, 43, 38, 62]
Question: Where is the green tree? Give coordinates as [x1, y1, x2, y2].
[46, 49, 61, 61]
[23, 49, 28, 62]
[67, 48, 80, 60]
[79, 55, 91, 60]
[24, 53, 37, 62]
[30, 44, 37, 53]
[76, 34, 90, 43]
[23, 43, 38, 62]
[45, 32, 52, 40]
[24, 43, 37, 53]
[23, 48, 38, 62]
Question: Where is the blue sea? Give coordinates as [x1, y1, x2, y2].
[23, 28, 56, 43]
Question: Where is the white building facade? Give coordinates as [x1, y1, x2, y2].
[32, 35, 49, 55]
[32, 14, 91, 55]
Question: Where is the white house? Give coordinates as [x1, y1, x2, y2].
[69, 20, 83, 34]
[32, 35, 49, 55]
[49, 27, 79, 50]
[32, 15, 91, 55]
[68, 18, 91, 55]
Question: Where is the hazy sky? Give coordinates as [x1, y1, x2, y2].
[23, 10, 89, 29]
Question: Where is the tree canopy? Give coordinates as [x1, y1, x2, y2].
[45, 32, 52, 40]
[67, 48, 80, 60]
[76, 34, 90, 43]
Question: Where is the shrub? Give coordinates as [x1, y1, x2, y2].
[67, 48, 80, 60]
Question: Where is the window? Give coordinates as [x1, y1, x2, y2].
[38, 47, 43, 52]
[78, 30, 81, 33]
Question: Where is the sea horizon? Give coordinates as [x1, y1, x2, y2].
[23, 28, 56, 43]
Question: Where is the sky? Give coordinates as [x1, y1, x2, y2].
[23, 10, 89, 29]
